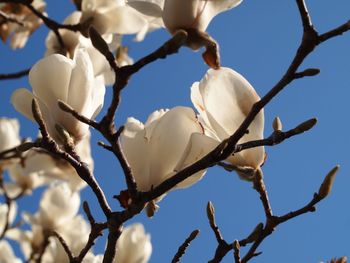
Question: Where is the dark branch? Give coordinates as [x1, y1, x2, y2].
[171, 230, 200, 263]
[0, 68, 29, 80]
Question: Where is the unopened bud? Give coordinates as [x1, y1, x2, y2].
[233, 240, 240, 250]
[89, 27, 113, 61]
[272, 117, 282, 131]
[55, 124, 74, 146]
[294, 118, 317, 134]
[301, 68, 320, 77]
[318, 165, 339, 199]
[245, 223, 264, 244]
[206, 201, 215, 225]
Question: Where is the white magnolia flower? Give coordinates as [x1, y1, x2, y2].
[80, 0, 147, 36]
[120, 106, 208, 201]
[11, 49, 106, 144]
[115, 223, 152, 263]
[191, 67, 265, 178]
[8, 187, 87, 262]
[0, 240, 21, 263]
[45, 11, 117, 85]
[34, 183, 81, 230]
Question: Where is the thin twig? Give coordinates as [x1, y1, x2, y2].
[0, 68, 30, 80]
[31, 99, 112, 217]
[171, 230, 200, 263]
[52, 231, 74, 261]
[0, 10, 24, 26]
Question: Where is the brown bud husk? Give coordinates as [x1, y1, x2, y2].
[272, 117, 282, 131]
[301, 68, 320, 77]
[206, 201, 215, 225]
[318, 165, 339, 199]
[55, 124, 74, 146]
[245, 223, 264, 244]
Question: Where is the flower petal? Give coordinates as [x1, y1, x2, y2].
[29, 54, 74, 110]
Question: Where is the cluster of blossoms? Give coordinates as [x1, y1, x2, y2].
[0, 0, 267, 262]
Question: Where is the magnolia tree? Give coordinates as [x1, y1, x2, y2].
[0, 0, 349, 262]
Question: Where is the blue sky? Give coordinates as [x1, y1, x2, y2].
[1, 1, 350, 262]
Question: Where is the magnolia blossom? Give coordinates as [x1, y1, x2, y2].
[80, 0, 148, 36]
[11, 49, 105, 144]
[45, 11, 121, 85]
[115, 223, 152, 263]
[191, 67, 265, 179]
[0, 240, 21, 263]
[88, 223, 152, 263]
[0, 0, 45, 49]
[120, 107, 209, 201]
[32, 183, 80, 230]
[0, 118, 20, 152]
[7, 184, 89, 262]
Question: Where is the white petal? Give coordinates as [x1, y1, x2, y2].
[0, 118, 21, 153]
[174, 133, 219, 188]
[120, 118, 151, 191]
[39, 183, 80, 229]
[104, 5, 147, 34]
[11, 88, 36, 122]
[127, 0, 164, 17]
[116, 223, 152, 263]
[29, 54, 74, 109]
[147, 107, 203, 187]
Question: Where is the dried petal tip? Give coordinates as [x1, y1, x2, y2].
[272, 117, 282, 131]
[206, 201, 215, 224]
[318, 165, 339, 199]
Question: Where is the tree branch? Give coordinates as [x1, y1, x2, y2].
[171, 229, 200, 263]
[0, 68, 29, 80]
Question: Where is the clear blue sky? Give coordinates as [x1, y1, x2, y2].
[0, 1, 349, 262]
